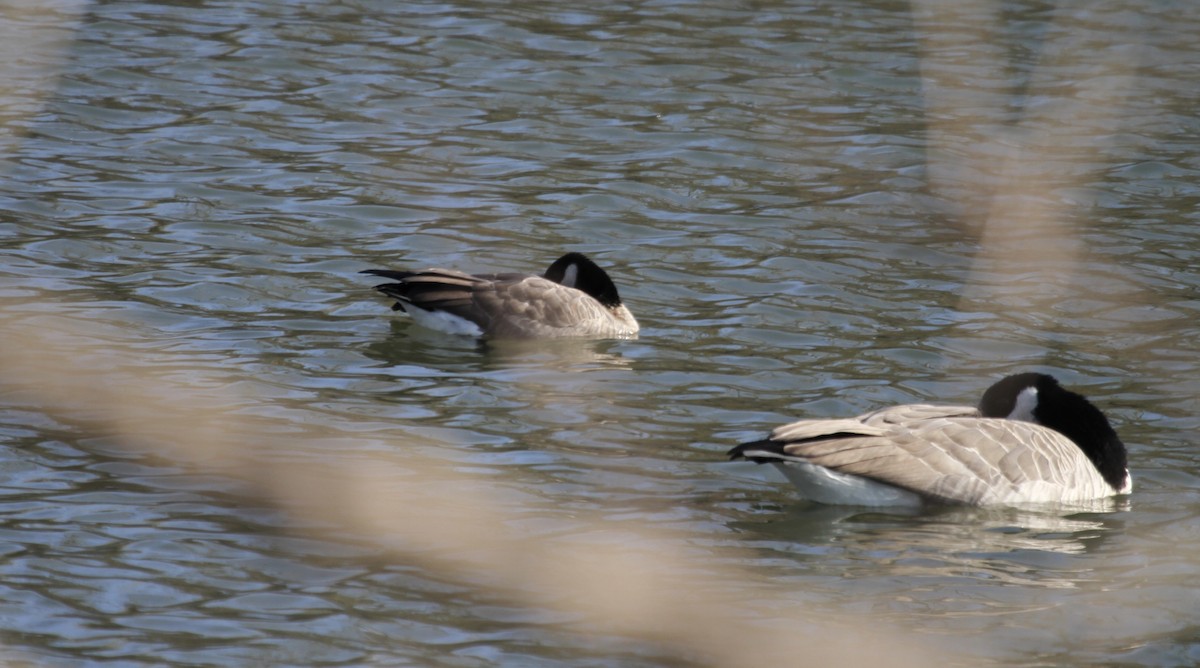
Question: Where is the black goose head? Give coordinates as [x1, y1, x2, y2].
[543, 252, 624, 308]
[979, 373, 1128, 490]
[979, 372, 1047, 420]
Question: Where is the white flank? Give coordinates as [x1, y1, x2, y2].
[405, 306, 484, 337]
[771, 461, 924, 508]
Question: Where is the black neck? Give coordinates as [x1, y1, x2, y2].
[1034, 378, 1129, 490]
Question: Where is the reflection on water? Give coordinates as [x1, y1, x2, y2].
[738, 501, 1129, 563]
[364, 320, 634, 373]
[3, 0, 1200, 665]
[482, 338, 634, 371]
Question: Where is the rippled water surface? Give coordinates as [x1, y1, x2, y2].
[3, 0, 1200, 665]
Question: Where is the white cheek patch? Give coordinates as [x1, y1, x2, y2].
[561, 264, 578, 288]
[1008, 386, 1039, 423]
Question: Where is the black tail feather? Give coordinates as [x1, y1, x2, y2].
[361, 268, 416, 281]
[727, 439, 787, 462]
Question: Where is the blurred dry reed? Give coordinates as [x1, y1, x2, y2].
[2, 0, 1153, 664]
[0, 310, 942, 666]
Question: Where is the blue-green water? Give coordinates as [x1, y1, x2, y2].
[3, 0, 1200, 665]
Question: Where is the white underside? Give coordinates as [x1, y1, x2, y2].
[769, 461, 1131, 507]
[403, 305, 484, 337]
[772, 462, 924, 507]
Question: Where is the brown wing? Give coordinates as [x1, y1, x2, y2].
[777, 415, 1106, 504]
[378, 269, 488, 316]
[768, 404, 977, 442]
[367, 268, 636, 338]
[476, 276, 631, 338]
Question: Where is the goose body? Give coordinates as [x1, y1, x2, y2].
[728, 374, 1131, 507]
[361, 253, 638, 340]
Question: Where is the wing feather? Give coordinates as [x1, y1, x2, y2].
[752, 409, 1111, 505]
[371, 269, 490, 324]
[366, 265, 636, 338]
[477, 276, 630, 338]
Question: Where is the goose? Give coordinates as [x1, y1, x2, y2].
[361, 252, 639, 339]
[727, 373, 1131, 507]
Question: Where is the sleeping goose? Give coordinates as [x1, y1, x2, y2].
[727, 373, 1131, 507]
[361, 252, 639, 339]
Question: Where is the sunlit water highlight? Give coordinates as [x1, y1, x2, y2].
[3, 0, 1200, 665]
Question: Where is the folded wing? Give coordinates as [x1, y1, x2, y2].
[365, 270, 631, 338]
[735, 405, 1112, 505]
